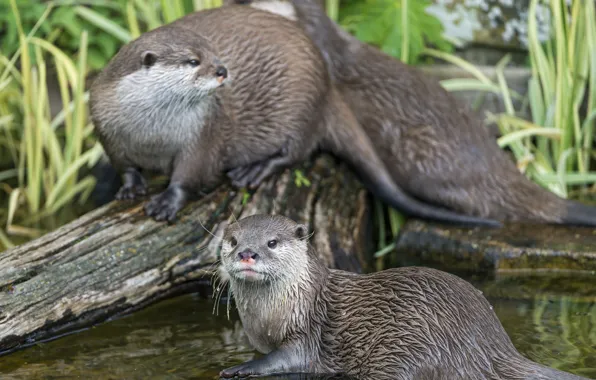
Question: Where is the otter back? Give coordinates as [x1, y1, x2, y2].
[91, 5, 501, 226]
[225, 0, 596, 227]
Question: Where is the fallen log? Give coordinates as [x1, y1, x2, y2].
[0, 155, 372, 355]
[393, 220, 596, 273]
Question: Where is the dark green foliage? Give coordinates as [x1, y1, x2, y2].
[1, 1, 127, 70]
[1, 0, 453, 69]
[338, 0, 453, 64]
[0, 1, 49, 56]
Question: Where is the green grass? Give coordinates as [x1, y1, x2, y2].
[0, 0, 103, 247]
[0, 0, 221, 250]
[374, 0, 596, 258]
[422, 0, 596, 200]
[1, 0, 594, 253]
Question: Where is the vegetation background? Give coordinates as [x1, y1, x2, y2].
[0, 0, 594, 252]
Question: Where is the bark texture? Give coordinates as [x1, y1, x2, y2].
[0, 156, 372, 354]
[393, 220, 596, 273]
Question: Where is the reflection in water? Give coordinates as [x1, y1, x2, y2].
[0, 276, 594, 379]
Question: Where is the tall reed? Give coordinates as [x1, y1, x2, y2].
[0, 0, 104, 248]
[424, 0, 596, 199]
[377, 0, 596, 258]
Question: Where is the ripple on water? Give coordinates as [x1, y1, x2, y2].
[0, 274, 594, 380]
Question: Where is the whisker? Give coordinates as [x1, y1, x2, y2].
[226, 284, 232, 320]
[197, 215, 222, 241]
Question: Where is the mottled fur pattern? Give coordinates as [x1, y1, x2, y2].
[90, 6, 500, 225]
[220, 214, 588, 380]
[225, 0, 596, 226]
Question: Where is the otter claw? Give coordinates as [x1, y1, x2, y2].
[116, 168, 148, 200]
[219, 363, 259, 378]
[227, 164, 260, 188]
[144, 186, 187, 223]
[115, 184, 148, 200]
[227, 163, 266, 189]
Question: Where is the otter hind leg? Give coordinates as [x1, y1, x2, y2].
[115, 167, 148, 200]
[226, 144, 296, 189]
[227, 163, 265, 188]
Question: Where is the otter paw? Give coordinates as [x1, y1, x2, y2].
[219, 363, 261, 378]
[115, 183, 148, 200]
[227, 163, 264, 189]
[144, 189, 184, 222]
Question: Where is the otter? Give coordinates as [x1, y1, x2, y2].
[223, 0, 596, 227]
[89, 6, 499, 226]
[218, 214, 588, 380]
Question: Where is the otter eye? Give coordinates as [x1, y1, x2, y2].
[187, 59, 200, 67]
[230, 237, 237, 247]
[267, 240, 277, 249]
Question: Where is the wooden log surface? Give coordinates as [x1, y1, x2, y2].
[393, 220, 596, 273]
[0, 155, 372, 355]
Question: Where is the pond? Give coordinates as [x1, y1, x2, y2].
[0, 270, 594, 380]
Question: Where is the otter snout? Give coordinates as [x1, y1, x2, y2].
[238, 249, 258, 263]
[216, 66, 228, 84]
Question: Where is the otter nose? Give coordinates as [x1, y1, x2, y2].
[238, 249, 258, 262]
[215, 66, 228, 79]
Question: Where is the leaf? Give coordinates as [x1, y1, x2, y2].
[338, 0, 452, 64]
[87, 48, 107, 70]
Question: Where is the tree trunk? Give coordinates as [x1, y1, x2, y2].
[0, 155, 372, 355]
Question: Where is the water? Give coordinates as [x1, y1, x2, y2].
[0, 272, 594, 380]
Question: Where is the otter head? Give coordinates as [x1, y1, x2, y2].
[113, 26, 228, 106]
[220, 214, 309, 284]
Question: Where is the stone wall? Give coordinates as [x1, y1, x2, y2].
[428, 0, 552, 49]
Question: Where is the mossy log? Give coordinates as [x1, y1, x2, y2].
[0, 156, 372, 355]
[394, 220, 596, 273]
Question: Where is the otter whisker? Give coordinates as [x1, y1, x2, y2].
[226, 284, 232, 320]
[196, 216, 221, 241]
[198, 258, 221, 280]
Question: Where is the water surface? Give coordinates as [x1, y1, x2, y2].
[1, 272, 594, 380]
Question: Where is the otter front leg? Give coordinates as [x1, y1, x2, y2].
[145, 147, 222, 222]
[220, 346, 312, 378]
[144, 183, 191, 222]
[115, 167, 148, 200]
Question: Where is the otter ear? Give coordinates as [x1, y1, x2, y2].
[141, 51, 157, 68]
[295, 224, 308, 240]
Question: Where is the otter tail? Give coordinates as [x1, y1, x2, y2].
[561, 200, 596, 226]
[321, 89, 501, 228]
[518, 360, 590, 380]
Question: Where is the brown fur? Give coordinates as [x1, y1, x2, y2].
[225, 0, 596, 226]
[219, 214, 588, 380]
[90, 6, 498, 225]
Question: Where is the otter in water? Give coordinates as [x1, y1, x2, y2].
[224, 0, 596, 227]
[218, 214, 588, 380]
[90, 6, 499, 226]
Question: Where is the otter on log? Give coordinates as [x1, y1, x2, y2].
[218, 214, 589, 380]
[225, 0, 596, 227]
[90, 6, 499, 226]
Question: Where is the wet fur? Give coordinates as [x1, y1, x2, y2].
[225, 0, 596, 226]
[219, 214, 588, 380]
[90, 6, 499, 225]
